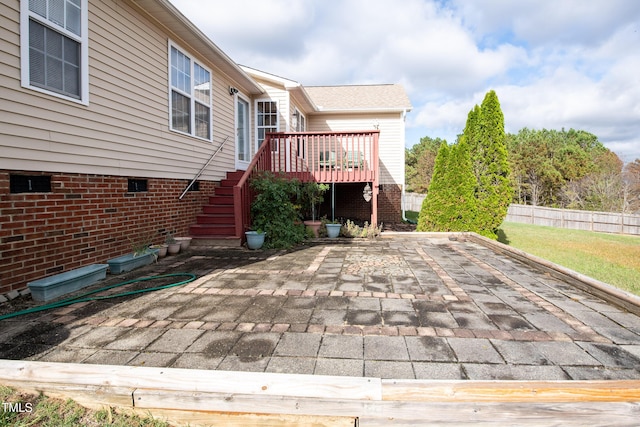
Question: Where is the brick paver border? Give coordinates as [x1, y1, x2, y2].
[56, 314, 572, 342]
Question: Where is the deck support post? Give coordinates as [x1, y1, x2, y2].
[371, 183, 378, 226]
[371, 131, 380, 226]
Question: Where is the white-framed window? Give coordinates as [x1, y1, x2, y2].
[293, 108, 306, 159]
[20, 0, 89, 104]
[169, 42, 212, 141]
[293, 108, 305, 132]
[256, 99, 278, 150]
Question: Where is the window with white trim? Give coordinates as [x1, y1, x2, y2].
[21, 0, 89, 103]
[169, 44, 212, 140]
[256, 100, 278, 149]
[293, 109, 305, 132]
[293, 108, 306, 159]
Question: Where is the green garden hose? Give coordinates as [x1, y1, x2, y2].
[0, 273, 196, 321]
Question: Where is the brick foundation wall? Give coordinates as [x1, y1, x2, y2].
[316, 183, 403, 224]
[378, 184, 403, 224]
[0, 171, 217, 294]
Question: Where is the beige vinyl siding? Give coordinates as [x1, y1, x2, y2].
[210, 71, 237, 167]
[308, 112, 405, 186]
[0, 2, 20, 85]
[0, 0, 241, 181]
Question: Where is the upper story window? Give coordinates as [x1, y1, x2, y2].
[293, 108, 306, 158]
[169, 43, 212, 141]
[256, 100, 278, 148]
[21, 0, 89, 104]
[293, 109, 305, 132]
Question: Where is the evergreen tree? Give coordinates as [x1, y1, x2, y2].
[462, 105, 481, 158]
[417, 142, 449, 231]
[469, 90, 512, 239]
[440, 139, 477, 232]
[418, 90, 511, 238]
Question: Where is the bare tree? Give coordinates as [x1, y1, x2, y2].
[623, 159, 640, 213]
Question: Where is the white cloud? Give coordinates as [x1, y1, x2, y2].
[453, 0, 640, 47]
[173, 0, 312, 59]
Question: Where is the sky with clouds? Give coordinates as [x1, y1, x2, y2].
[170, 0, 640, 162]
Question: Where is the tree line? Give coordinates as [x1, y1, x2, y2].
[407, 113, 640, 215]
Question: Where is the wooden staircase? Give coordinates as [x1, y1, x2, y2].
[189, 170, 243, 246]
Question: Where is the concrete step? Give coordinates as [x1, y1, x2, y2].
[190, 236, 242, 247]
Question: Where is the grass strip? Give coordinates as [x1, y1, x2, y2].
[1, 386, 171, 427]
[498, 221, 640, 296]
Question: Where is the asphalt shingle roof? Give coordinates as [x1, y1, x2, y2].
[304, 84, 412, 111]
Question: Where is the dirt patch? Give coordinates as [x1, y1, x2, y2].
[384, 222, 417, 232]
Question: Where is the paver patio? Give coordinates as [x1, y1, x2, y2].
[1, 234, 639, 381]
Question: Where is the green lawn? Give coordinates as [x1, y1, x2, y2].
[498, 221, 640, 296]
[405, 210, 419, 223]
[0, 386, 169, 427]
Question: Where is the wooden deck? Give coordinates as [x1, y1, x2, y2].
[234, 131, 380, 238]
[265, 131, 379, 183]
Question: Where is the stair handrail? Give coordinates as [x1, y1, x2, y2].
[179, 136, 231, 200]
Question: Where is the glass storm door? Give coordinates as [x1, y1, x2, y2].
[236, 97, 250, 170]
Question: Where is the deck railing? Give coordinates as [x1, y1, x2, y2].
[233, 130, 380, 238]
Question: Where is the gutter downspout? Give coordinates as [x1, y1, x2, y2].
[401, 109, 408, 222]
[402, 185, 408, 222]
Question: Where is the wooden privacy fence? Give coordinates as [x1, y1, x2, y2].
[506, 204, 640, 235]
[403, 194, 640, 236]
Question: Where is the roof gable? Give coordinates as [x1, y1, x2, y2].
[304, 84, 412, 112]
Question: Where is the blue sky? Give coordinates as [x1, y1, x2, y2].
[170, 0, 640, 162]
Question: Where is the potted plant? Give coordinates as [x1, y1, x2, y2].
[165, 233, 181, 255]
[174, 236, 192, 251]
[325, 220, 342, 238]
[245, 229, 266, 250]
[150, 243, 168, 258]
[107, 232, 159, 274]
[301, 181, 329, 238]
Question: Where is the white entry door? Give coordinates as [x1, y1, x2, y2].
[235, 96, 250, 170]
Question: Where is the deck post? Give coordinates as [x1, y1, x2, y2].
[371, 130, 380, 226]
[371, 183, 378, 226]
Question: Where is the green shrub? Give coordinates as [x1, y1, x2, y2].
[341, 220, 382, 239]
[250, 171, 305, 248]
[300, 181, 329, 221]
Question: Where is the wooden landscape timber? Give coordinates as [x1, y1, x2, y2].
[1, 360, 639, 426]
